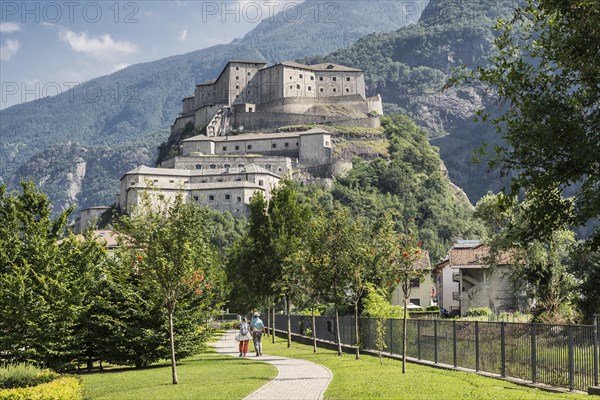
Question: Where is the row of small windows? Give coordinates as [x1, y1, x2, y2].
[194, 163, 283, 172]
[289, 75, 352, 82]
[193, 194, 243, 202]
[220, 142, 299, 152]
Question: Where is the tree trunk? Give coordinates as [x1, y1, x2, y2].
[87, 356, 93, 371]
[266, 306, 270, 336]
[334, 301, 342, 356]
[354, 301, 360, 360]
[402, 295, 408, 374]
[168, 306, 179, 384]
[286, 294, 292, 348]
[271, 303, 276, 344]
[312, 305, 317, 353]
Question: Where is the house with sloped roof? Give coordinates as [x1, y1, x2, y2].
[434, 240, 526, 316]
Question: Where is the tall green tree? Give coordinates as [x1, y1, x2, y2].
[116, 193, 224, 384]
[475, 192, 578, 322]
[389, 233, 426, 374]
[456, 0, 600, 248]
[347, 214, 396, 360]
[303, 206, 357, 356]
[0, 181, 110, 369]
[268, 180, 312, 348]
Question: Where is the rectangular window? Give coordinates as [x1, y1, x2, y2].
[310, 76, 314, 80]
[209, 195, 215, 201]
[237, 197, 242, 202]
[308, 86, 312, 91]
[319, 76, 324, 81]
[222, 146, 227, 151]
[319, 88, 324, 92]
[410, 298, 421, 307]
[236, 76, 239, 80]
[248, 145, 252, 150]
[193, 196, 199, 201]
[248, 72, 251, 76]
[411, 278, 420, 288]
[333, 88, 337, 92]
[235, 145, 240, 150]
[296, 84, 300, 89]
[272, 143, 277, 148]
[225, 194, 231, 200]
[346, 88, 350, 93]
[346, 76, 351, 81]
[235, 66, 239, 70]
[299, 74, 303, 78]
[285, 142, 289, 148]
[332, 77, 337, 81]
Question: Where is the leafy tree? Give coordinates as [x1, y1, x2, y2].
[268, 180, 312, 348]
[347, 215, 396, 360]
[116, 193, 224, 384]
[457, 0, 600, 248]
[569, 244, 600, 323]
[303, 206, 357, 356]
[0, 181, 112, 369]
[388, 233, 425, 374]
[362, 283, 403, 365]
[474, 192, 578, 322]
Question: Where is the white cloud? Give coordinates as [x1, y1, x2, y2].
[0, 22, 22, 33]
[59, 30, 138, 58]
[179, 28, 188, 42]
[0, 39, 20, 61]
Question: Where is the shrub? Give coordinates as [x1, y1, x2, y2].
[0, 376, 83, 400]
[0, 363, 59, 390]
[465, 307, 492, 317]
[426, 305, 440, 312]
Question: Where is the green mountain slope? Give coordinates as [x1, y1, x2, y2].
[0, 0, 426, 212]
[301, 0, 517, 202]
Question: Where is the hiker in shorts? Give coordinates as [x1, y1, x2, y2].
[250, 312, 264, 356]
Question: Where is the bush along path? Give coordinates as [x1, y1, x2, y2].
[215, 330, 332, 400]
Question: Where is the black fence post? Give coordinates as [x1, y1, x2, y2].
[594, 314, 599, 387]
[417, 319, 421, 360]
[434, 319, 438, 364]
[568, 324, 574, 391]
[500, 322, 506, 377]
[390, 319, 393, 355]
[475, 321, 480, 372]
[531, 323, 537, 384]
[453, 320, 457, 368]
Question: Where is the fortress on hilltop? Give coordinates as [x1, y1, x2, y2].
[170, 60, 382, 137]
[117, 60, 381, 217]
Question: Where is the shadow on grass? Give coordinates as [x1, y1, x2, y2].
[77, 354, 266, 375]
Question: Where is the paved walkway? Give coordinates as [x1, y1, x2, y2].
[215, 330, 332, 400]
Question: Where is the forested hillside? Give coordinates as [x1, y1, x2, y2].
[0, 0, 425, 212]
[301, 0, 517, 202]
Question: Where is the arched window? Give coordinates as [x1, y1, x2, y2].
[209, 164, 217, 169]
[195, 164, 203, 170]
[265, 164, 272, 170]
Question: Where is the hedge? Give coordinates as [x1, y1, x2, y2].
[0, 376, 83, 400]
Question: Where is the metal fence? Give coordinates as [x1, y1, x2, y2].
[270, 314, 599, 392]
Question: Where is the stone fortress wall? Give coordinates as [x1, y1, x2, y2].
[171, 60, 382, 136]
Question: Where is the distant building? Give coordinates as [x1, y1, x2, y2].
[434, 240, 525, 316]
[171, 60, 382, 136]
[74, 206, 110, 233]
[391, 251, 435, 309]
[119, 164, 279, 216]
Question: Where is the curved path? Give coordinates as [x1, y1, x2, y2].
[215, 330, 332, 400]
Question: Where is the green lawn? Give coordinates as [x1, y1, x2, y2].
[80, 345, 277, 400]
[260, 337, 588, 400]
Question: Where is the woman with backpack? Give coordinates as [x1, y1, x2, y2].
[236, 317, 252, 356]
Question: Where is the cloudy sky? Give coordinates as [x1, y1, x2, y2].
[1, 1, 290, 109]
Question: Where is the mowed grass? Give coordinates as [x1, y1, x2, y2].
[260, 337, 588, 400]
[80, 342, 277, 400]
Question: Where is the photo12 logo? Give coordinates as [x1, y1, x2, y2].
[0, 1, 140, 24]
[1, 81, 139, 105]
[200, 1, 339, 24]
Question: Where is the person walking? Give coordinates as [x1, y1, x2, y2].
[236, 317, 252, 357]
[250, 312, 264, 356]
